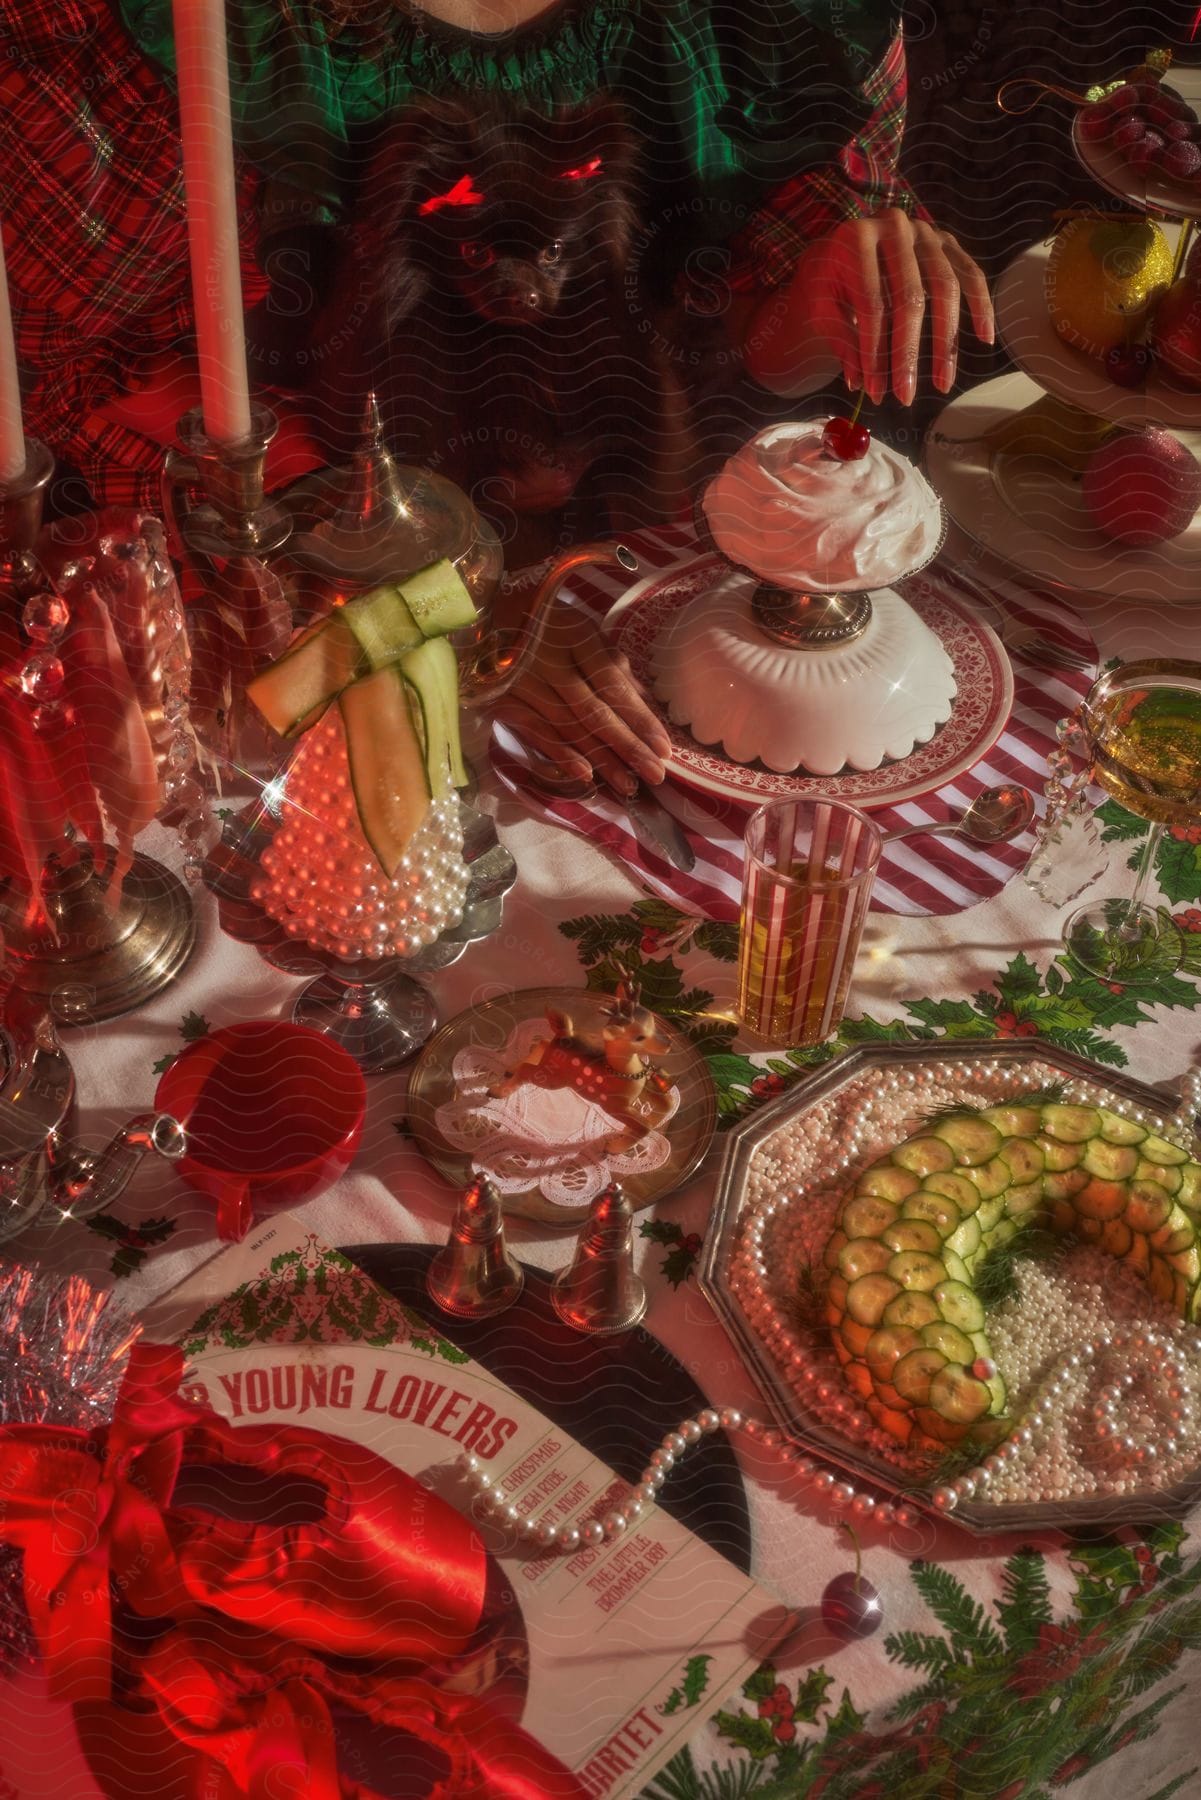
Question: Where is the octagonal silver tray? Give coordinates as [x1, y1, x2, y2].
[699, 1037, 1201, 1535]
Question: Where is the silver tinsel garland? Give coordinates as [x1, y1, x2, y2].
[0, 1263, 140, 1669]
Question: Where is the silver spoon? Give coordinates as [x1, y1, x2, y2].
[882, 784, 1035, 847]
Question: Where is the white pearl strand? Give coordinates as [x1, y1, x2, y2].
[458, 1403, 920, 1553]
[729, 1056, 1201, 1518]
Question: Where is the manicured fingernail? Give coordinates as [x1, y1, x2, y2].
[936, 357, 956, 392]
[899, 371, 916, 406]
[637, 756, 666, 785]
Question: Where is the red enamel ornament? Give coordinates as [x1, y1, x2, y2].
[821, 416, 871, 461]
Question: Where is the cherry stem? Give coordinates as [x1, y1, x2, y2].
[839, 1518, 863, 1592]
[849, 388, 866, 428]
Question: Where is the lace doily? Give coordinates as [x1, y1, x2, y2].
[433, 1018, 681, 1207]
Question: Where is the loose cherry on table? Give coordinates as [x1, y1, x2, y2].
[820, 1521, 884, 1638]
[822, 416, 871, 461]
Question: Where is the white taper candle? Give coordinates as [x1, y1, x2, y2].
[173, 0, 253, 445]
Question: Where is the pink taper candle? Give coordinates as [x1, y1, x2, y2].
[173, 0, 253, 445]
[0, 219, 26, 482]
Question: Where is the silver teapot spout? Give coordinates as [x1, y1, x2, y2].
[48, 1113, 187, 1219]
[460, 542, 639, 709]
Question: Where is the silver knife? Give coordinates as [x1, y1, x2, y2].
[625, 783, 696, 872]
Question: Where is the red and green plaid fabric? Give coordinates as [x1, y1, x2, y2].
[0, 0, 266, 509]
[724, 32, 930, 293]
[0, 0, 920, 508]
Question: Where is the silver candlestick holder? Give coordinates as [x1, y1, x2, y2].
[0, 447, 197, 1025]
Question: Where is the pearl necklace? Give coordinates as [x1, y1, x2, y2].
[459, 1318, 1201, 1545]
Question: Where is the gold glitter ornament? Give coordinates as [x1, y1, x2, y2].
[1045, 217, 1174, 359]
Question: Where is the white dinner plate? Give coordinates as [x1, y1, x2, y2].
[924, 369, 1201, 603]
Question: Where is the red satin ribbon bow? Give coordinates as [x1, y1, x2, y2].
[0, 1342, 195, 1703]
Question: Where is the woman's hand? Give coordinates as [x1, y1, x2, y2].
[495, 603, 671, 796]
[746, 211, 994, 405]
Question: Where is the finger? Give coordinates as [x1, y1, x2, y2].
[494, 697, 596, 785]
[574, 638, 672, 768]
[914, 231, 962, 394]
[496, 705, 594, 784]
[944, 237, 995, 345]
[879, 212, 927, 405]
[557, 671, 663, 786]
[808, 237, 861, 390]
[850, 220, 886, 403]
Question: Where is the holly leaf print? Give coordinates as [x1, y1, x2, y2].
[1157, 834, 1201, 906]
[152, 1053, 178, 1075]
[639, 1219, 683, 1247]
[1095, 798, 1148, 843]
[87, 1212, 177, 1278]
[180, 1010, 211, 1042]
[659, 1653, 713, 1715]
[660, 1246, 697, 1289]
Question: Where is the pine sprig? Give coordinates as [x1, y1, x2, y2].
[884, 1628, 958, 1676]
[996, 1549, 1054, 1653]
[909, 1560, 1004, 1659]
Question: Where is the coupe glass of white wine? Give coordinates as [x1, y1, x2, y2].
[1064, 660, 1201, 979]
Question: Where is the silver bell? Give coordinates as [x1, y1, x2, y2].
[426, 1173, 524, 1318]
[551, 1182, 647, 1336]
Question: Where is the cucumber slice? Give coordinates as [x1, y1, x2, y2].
[1140, 1134, 1189, 1168]
[923, 1171, 982, 1215]
[339, 668, 430, 877]
[1177, 1165, 1201, 1210]
[883, 1291, 941, 1331]
[982, 1104, 1043, 1139]
[1136, 1158, 1181, 1194]
[838, 1238, 895, 1283]
[399, 637, 468, 796]
[946, 1215, 982, 1262]
[932, 1115, 1004, 1167]
[920, 1321, 975, 1364]
[398, 559, 479, 638]
[1037, 1135, 1084, 1173]
[1097, 1107, 1147, 1146]
[892, 1136, 956, 1177]
[940, 1249, 971, 1287]
[842, 1195, 901, 1240]
[882, 1220, 943, 1256]
[1172, 1244, 1201, 1286]
[1040, 1103, 1102, 1144]
[1126, 1181, 1173, 1236]
[888, 1250, 945, 1292]
[343, 585, 423, 669]
[866, 1326, 922, 1380]
[892, 1347, 947, 1406]
[856, 1163, 923, 1203]
[975, 1196, 1007, 1235]
[1151, 1205, 1197, 1256]
[901, 1192, 962, 1236]
[999, 1137, 1045, 1184]
[247, 611, 363, 737]
[1074, 1178, 1129, 1222]
[1042, 1168, 1090, 1203]
[846, 1273, 902, 1327]
[1082, 1140, 1138, 1181]
[928, 1364, 991, 1425]
[966, 1158, 1011, 1201]
[912, 1408, 965, 1446]
[934, 1280, 985, 1333]
[1003, 1181, 1045, 1222]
